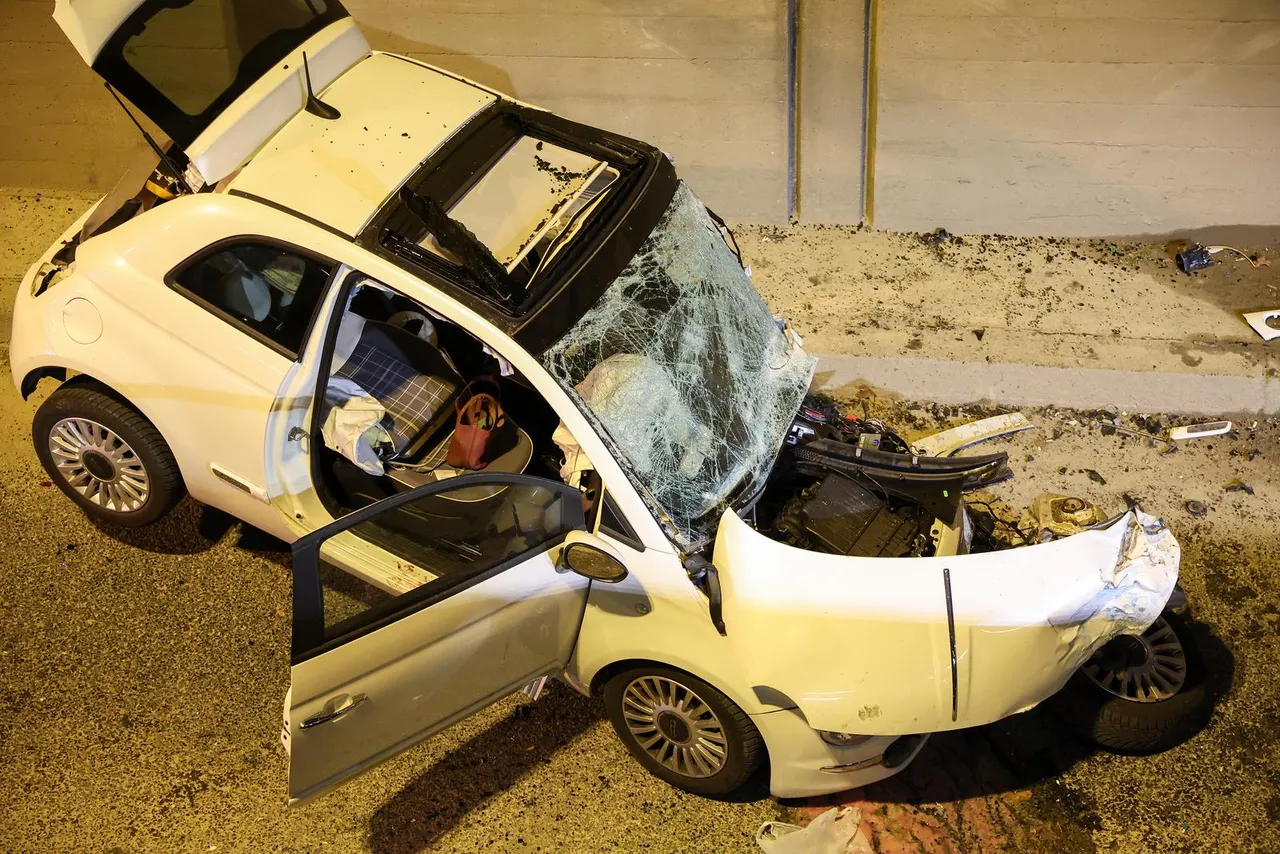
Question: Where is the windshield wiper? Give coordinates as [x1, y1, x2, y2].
[397, 186, 519, 306]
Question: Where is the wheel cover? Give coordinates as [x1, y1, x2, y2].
[621, 675, 728, 778]
[48, 417, 150, 513]
[1081, 615, 1187, 702]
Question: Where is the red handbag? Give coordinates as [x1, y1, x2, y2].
[447, 379, 507, 470]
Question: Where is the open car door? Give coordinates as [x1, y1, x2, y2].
[285, 473, 594, 804]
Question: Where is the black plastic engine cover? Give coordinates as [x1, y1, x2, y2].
[780, 474, 926, 558]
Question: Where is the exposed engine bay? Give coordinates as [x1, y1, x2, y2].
[753, 395, 1017, 558]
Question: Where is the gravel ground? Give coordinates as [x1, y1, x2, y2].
[2, 192, 1278, 852]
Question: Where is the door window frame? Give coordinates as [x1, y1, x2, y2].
[597, 489, 644, 552]
[164, 235, 338, 361]
[291, 473, 587, 664]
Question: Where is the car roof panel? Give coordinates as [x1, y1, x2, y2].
[229, 53, 497, 238]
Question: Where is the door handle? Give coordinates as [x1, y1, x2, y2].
[301, 693, 368, 729]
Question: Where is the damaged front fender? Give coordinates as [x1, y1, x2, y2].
[713, 508, 1179, 735]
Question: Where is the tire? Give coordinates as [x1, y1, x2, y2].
[33, 383, 185, 527]
[603, 665, 764, 796]
[1051, 610, 1213, 754]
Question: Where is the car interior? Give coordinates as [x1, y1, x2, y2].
[314, 277, 572, 519]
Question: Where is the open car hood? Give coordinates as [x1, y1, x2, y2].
[713, 508, 1179, 735]
[53, 0, 369, 186]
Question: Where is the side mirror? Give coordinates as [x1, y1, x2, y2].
[560, 541, 628, 584]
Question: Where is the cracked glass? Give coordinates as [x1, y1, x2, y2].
[543, 181, 815, 548]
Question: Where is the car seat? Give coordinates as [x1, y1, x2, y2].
[327, 315, 533, 496]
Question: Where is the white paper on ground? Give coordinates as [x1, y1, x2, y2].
[756, 807, 872, 854]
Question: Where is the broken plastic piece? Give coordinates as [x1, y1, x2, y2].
[1184, 500, 1208, 518]
[1207, 245, 1267, 268]
[913, 412, 1034, 457]
[1243, 310, 1280, 341]
[1176, 243, 1213, 274]
[1168, 421, 1231, 441]
[756, 807, 870, 854]
[1224, 479, 1255, 495]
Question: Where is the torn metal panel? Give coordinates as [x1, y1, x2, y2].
[913, 413, 1034, 457]
[713, 508, 1178, 735]
[543, 182, 816, 548]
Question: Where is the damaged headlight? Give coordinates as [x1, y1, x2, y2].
[818, 730, 875, 748]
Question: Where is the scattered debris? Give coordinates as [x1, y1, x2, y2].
[757, 807, 871, 854]
[972, 328, 985, 341]
[921, 227, 951, 246]
[1084, 469, 1108, 485]
[1176, 243, 1213, 273]
[1176, 243, 1269, 274]
[1019, 494, 1106, 541]
[1184, 500, 1208, 518]
[1242, 310, 1280, 341]
[913, 412, 1035, 457]
[1208, 244, 1270, 268]
[1168, 420, 1232, 441]
[1224, 479, 1255, 496]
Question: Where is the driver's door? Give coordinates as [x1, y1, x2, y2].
[286, 473, 593, 804]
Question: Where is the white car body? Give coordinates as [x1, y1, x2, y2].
[13, 1, 1180, 803]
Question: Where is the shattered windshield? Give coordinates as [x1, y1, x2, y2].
[543, 182, 816, 548]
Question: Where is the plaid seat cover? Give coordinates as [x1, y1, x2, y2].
[335, 336, 457, 455]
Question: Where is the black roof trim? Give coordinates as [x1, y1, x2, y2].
[358, 102, 678, 354]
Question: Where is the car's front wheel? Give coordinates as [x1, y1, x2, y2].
[603, 665, 763, 796]
[33, 383, 185, 527]
[1052, 609, 1214, 754]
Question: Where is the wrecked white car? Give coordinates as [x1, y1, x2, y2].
[12, 1, 1196, 803]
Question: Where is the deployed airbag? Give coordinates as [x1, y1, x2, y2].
[543, 182, 815, 547]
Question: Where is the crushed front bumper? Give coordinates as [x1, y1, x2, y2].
[717, 507, 1179, 736]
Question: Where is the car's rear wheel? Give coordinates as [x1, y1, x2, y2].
[603, 665, 763, 796]
[1052, 609, 1213, 754]
[33, 383, 185, 527]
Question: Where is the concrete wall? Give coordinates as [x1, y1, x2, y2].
[873, 0, 1280, 237]
[0, 0, 788, 220]
[797, 0, 868, 223]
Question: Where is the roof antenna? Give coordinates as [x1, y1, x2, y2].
[104, 83, 196, 194]
[302, 52, 340, 120]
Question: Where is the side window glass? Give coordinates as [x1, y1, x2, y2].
[600, 491, 643, 552]
[313, 478, 584, 644]
[173, 242, 332, 357]
[320, 563, 394, 637]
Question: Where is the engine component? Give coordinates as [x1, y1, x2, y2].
[1019, 494, 1106, 541]
[790, 437, 1009, 521]
[776, 474, 928, 558]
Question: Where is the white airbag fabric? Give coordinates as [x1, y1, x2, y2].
[322, 377, 392, 476]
